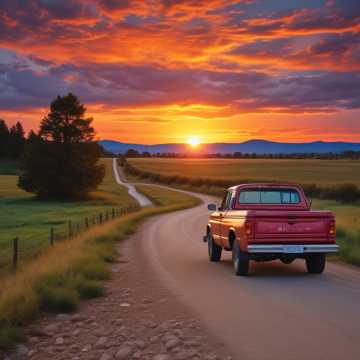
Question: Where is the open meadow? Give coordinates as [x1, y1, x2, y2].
[0, 158, 137, 273]
[129, 158, 360, 186]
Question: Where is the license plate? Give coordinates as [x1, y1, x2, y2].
[283, 245, 304, 253]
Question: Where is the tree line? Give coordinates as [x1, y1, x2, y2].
[0, 120, 27, 159]
[123, 149, 360, 160]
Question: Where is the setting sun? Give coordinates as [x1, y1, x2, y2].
[187, 136, 201, 147]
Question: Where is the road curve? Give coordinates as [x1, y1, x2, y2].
[112, 158, 153, 207]
[133, 189, 360, 360]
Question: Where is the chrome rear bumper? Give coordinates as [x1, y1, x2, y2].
[247, 244, 339, 254]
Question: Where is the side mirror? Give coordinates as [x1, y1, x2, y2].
[207, 203, 217, 211]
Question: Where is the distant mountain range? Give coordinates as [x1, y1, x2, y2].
[99, 139, 360, 155]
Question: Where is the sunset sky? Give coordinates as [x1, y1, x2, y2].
[0, 0, 359, 144]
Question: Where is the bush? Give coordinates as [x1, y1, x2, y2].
[71, 276, 104, 299]
[34, 274, 79, 312]
[37, 286, 79, 313]
[325, 184, 360, 203]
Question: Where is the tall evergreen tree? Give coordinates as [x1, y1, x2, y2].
[0, 119, 9, 158]
[8, 122, 26, 158]
[18, 93, 105, 199]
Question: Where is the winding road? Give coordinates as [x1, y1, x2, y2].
[115, 161, 360, 360]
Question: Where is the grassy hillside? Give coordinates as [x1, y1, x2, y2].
[129, 158, 360, 186]
[0, 159, 137, 273]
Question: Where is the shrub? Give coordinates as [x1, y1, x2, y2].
[71, 276, 104, 299]
[37, 286, 79, 313]
[34, 273, 79, 312]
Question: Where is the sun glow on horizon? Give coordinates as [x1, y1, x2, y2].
[187, 136, 201, 148]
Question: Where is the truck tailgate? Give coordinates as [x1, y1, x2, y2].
[252, 210, 332, 243]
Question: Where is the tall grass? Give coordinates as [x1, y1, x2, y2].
[0, 185, 200, 351]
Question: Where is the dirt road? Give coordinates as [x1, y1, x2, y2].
[135, 191, 360, 360]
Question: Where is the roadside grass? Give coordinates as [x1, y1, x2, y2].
[135, 184, 202, 207]
[0, 184, 201, 351]
[312, 199, 360, 266]
[0, 159, 137, 273]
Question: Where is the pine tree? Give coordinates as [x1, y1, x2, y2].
[0, 119, 9, 158]
[8, 122, 25, 158]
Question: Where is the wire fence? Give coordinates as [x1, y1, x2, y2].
[0, 204, 140, 274]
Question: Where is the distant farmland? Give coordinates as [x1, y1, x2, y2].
[129, 158, 360, 186]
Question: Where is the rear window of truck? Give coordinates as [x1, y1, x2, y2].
[239, 189, 301, 204]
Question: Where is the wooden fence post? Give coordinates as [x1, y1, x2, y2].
[50, 227, 54, 246]
[85, 217, 89, 229]
[99, 213, 103, 224]
[112, 208, 115, 219]
[106, 210, 109, 221]
[13, 237, 18, 271]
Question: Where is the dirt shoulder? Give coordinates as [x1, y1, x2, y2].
[6, 214, 233, 360]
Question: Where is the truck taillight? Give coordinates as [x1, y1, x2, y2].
[329, 220, 336, 236]
[245, 222, 252, 236]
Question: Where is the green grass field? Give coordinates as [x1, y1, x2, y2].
[129, 158, 360, 186]
[0, 159, 137, 272]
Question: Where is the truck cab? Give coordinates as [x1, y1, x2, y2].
[205, 184, 338, 276]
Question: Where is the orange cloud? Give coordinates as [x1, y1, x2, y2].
[0, 0, 359, 143]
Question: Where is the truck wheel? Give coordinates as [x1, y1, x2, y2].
[232, 241, 249, 276]
[306, 254, 326, 274]
[208, 233, 222, 262]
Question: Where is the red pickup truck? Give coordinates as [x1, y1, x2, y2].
[205, 184, 338, 276]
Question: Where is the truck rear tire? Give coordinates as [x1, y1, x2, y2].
[306, 254, 326, 274]
[208, 233, 222, 262]
[232, 241, 249, 276]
